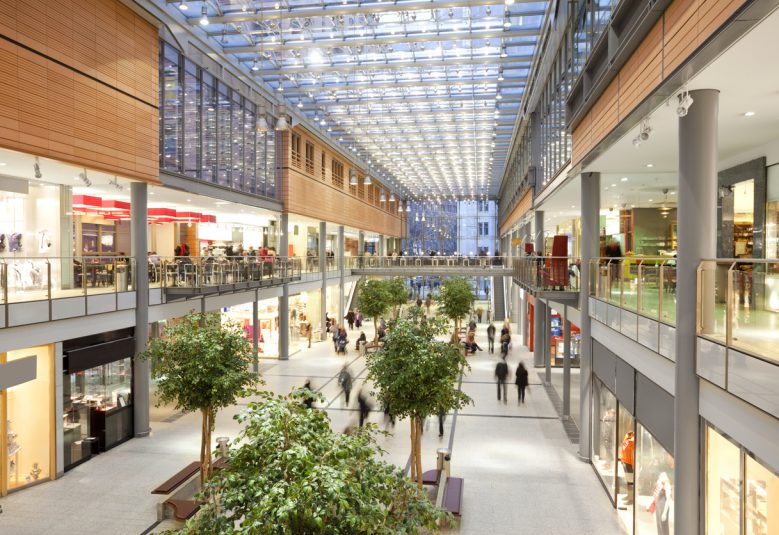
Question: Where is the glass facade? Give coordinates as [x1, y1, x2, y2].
[706, 425, 779, 535]
[158, 41, 278, 199]
[635, 423, 674, 535]
[593, 378, 618, 501]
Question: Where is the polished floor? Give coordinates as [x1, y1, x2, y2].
[0, 322, 623, 535]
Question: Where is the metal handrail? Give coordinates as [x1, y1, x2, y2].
[512, 256, 581, 292]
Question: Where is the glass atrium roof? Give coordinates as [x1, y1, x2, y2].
[170, 0, 549, 200]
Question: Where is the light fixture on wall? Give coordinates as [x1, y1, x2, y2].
[275, 105, 290, 131]
[199, 5, 209, 25]
[632, 119, 652, 147]
[676, 88, 694, 117]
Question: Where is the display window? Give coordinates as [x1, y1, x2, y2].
[1, 345, 54, 494]
[617, 406, 636, 529]
[592, 378, 617, 501]
[635, 424, 674, 535]
[221, 300, 280, 358]
[705, 424, 779, 535]
[63, 357, 133, 469]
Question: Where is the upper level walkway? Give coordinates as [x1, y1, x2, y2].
[348, 255, 513, 276]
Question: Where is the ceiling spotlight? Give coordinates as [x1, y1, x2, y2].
[178, 0, 188, 10]
[505, 0, 515, 5]
[743, 111, 756, 117]
[275, 105, 290, 131]
[251, 60, 259, 72]
[364, 174, 373, 185]
[676, 88, 694, 117]
[632, 119, 652, 146]
[199, 5, 209, 25]
[350, 168, 358, 186]
[33, 157, 42, 179]
[109, 176, 123, 191]
[78, 170, 92, 187]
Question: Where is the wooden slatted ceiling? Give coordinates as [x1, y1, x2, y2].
[570, 0, 746, 166]
[0, 0, 159, 184]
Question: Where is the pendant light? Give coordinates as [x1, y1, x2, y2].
[256, 103, 269, 133]
[349, 168, 358, 186]
[398, 201, 404, 213]
[406, 202, 411, 212]
[364, 174, 372, 185]
[275, 104, 289, 131]
[199, 5, 209, 25]
[389, 192, 396, 203]
[421, 214, 426, 222]
[379, 190, 386, 203]
[415, 213, 419, 222]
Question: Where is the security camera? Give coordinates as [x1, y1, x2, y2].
[33, 157, 42, 179]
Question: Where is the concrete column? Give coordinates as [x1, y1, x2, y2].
[378, 234, 385, 258]
[511, 283, 520, 332]
[534, 210, 544, 255]
[563, 315, 571, 419]
[520, 290, 527, 346]
[358, 231, 365, 256]
[252, 297, 259, 372]
[319, 221, 328, 340]
[544, 302, 552, 384]
[579, 171, 600, 460]
[533, 299, 545, 367]
[675, 89, 718, 535]
[338, 225, 345, 318]
[279, 213, 290, 360]
[131, 181, 150, 438]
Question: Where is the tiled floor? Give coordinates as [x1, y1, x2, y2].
[0, 322, 623, 535]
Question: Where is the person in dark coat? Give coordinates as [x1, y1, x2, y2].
[357, 391, 372, 427]
[495, 358, 509, 403]
[515, 361, 529, 404]
[438, 408, 445, 438]
[302, 380, 314, 409]
[338, 366, 353, 405]
[487, 322, 496, 353]
[355, 331, 367, 351]
[345, 309, 356, 330]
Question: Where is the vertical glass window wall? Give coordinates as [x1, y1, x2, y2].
[592, 378, 618, 501]
[635, 423, 674, 535]
[158, 40, 278, 199]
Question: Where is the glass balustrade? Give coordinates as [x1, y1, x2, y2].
[512, 256, 580, 292]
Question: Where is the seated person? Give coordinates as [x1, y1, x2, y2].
[355, 331, 367, 350]
[464, 333, 483, 354]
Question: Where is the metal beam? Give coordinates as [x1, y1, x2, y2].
[278, 77, 526, 93]
[184, 0, 543, 24]
[226, 29, 539, 53]
[298, 94, 520, 106]
[257, 55, 533, 75]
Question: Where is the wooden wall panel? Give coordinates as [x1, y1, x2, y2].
[499, 188, 533, 236]
[571, 0, 747, 166]
[280, 126, 403, 236]
[0, 0, 159, 184]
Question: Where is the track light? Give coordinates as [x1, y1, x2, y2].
[78, 170, 92, 187]
[33, 157, 42, 179]
[632, 119, 652, 147]
[676, 89, 694, 117]
[199, 6, 209, 25]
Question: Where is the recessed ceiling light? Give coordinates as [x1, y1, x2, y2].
[186, 198, 192, 202]
[743, 111, 756, 117]
[648, 198, 654, 202]
[0, 162, 6, 166]
[620, 177, 628, 182]
[646, 163, 654, 168]
[611, 183, 617, 187]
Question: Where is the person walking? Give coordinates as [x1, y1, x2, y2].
[425, 294, 432, 316]
[355, 310, 363, 329]
[495, 358, 509, 403]
[357, 391, 372, 427]
[500, 331, 511, 359]
[438, 408, 445, 438]
[338, 366, 353, 406]
[487, 322, 496, 353]
[515, 361, 529, 404]
[345, 309, 355, 330]
[302, 380, 314, 409]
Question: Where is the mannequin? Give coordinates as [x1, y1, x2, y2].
[619, 430, 635, 504]
[649, 472, 672, 535]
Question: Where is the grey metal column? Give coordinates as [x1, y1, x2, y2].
[563, 315, 571, 419]
[579, 171, 600, 460]
[675, 89, 718, 535]
[544, 302, 552, 384]
[534, 210, 544, 255]
[338, 225, 345, 318]
[131, 181, 150, 438]
[319, 221, 328, 339]
[358, 230, 365, 256]
[378, 234, 385, 258]
[511, 282, 520, 332]
[520, 290, 527, 346]
[533, 299, 545, 367]
[252, 297, 259, 372]
[279, 213, 290, 360]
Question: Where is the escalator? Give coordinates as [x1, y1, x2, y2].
[492, 275, 506, 321]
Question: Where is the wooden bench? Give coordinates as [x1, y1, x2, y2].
[364, 342, 382, 354]
[421, 469, 441, 486]
[152, 462, 201, 495]
[165, 499, 200, 521]
[442, 476, 464, 517]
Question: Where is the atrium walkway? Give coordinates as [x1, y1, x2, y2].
[0, 322, 623, 535]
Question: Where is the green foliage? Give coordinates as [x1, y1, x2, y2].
[437, 278, 474, 329]
[174, 392, 449, 534]
[358, 279, 392, 321]
[367, 318, 472, 422]
[143, 313, 258, 414]
[386, 277, 409, 314]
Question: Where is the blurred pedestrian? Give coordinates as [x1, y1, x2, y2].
[338, 366, 353, 405]
[302, 379, 314, 409]
[358, 391, 372, 427]
[438, 408, 445, 438]
[515, 361, 529, 404]
[345, 309, 355, 330]
[495, 358, 509, 403]
[487, 322, 496, 353]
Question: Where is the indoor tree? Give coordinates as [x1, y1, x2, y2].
[358, 278, 392, 341]
[386, 277, 409, 319]
[437, 277, 475, 341]
[366, 317, 472, 487]
[173, 391, 449, 534]
[142, 313, 259, 484]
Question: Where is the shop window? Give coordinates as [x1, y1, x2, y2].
[255, 128, 267, 197]
[635, 423, 674, 535]
[3, 345, 54, 491]
[746, 455, 778, 534]
[617, 406, 636, 527]
[266, 128, 277, 198]
[706, 427, 741, 535]
[305, 141, 315, 174]
[592, 378, 617, 501]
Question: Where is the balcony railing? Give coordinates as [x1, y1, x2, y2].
[1, 256, 137, 305]
[513, 256, 581, 293]
[153, 256, 301, 293]
[589, 257, 677, 326]
[697, 259, 779, 366]
[347, 255, 507, 269]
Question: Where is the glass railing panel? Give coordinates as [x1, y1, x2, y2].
[729, 263, 779, 363]
[637, 263, 661, 320]
[659, 265, 677, 325]
[621, 261, 639, 312]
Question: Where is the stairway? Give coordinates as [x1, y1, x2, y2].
[492, 276, 506, 321]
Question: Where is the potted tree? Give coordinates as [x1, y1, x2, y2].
[437, 277, 475, 341]
[366, 317, 472, 487]
[174, 392, 450, 534]
[358, 279, 392, 342]
[386, 277, 409, 319]
[143, 313, 259, 484]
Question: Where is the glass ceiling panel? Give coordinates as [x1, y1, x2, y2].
[169, 0, 550, 199]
